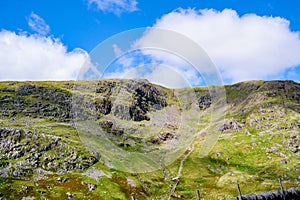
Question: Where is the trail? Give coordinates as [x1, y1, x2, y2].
[167, 143, 195, 200]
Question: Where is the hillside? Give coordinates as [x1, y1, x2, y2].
[0, 79, 299, 199]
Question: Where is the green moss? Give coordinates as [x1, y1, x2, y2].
[0, 80, 299, 199]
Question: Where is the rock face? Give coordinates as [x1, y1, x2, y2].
[0, 83, 72, 121]
[0, 127, 98, 178]
[75, 79, 168, 121]
[149, 132, 177, 145]
[0, 79, 169, 178]
[0, 79, 299, 199]
[110, 79, 167, 121]
[198, 95, 212, 110]
[0, 80, 168, 122]
[1, 80, 299, 122]
[226, 80, 300, 114]
[218, 119, 243, 131]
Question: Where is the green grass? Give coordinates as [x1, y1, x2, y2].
[0, 80, 299, 199]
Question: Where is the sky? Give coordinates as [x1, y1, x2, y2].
[0, 0, 300, 86]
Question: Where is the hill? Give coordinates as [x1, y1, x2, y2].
[0, 79, 299, 199]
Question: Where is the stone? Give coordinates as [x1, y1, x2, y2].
[66, 192, 76, 199]
[57, 177, 68, 183]
[218, 119, 243, 131]
[21, 197, 35, 200]
[266, 147, 279, 153]
[280, 159, 288, 164]
[87, 183, 97, 192]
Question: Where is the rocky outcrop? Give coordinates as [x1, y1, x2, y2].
[124, 80, 167, 121]
[77, 79, 168, 121]
[149, 132, 177, 145]
[198, 95, 211, 110]
[284, 133, 300, 155]
[0, 127, 98, 178]
[95, 97, 112, 115]
[218, 119, 243, 131]
[225, 80, 300, 114]
[0, 83, 71, 121]
[0, 80, 168, 123]
[0, 79, 299, 199]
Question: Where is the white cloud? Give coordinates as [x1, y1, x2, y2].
[137, 8, 300, 83]
[112, 44, 123, 57]
[131, 65, 192, 88]
[101, 47, 203, 88]
[112, 44, 134, 68]
[144, 49, 203, 86]
[0, 30, 88, 81]
[88, 0, 138, 15]
[28, 12, 50, 35]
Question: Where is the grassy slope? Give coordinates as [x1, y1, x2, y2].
[0, 80, 299, 199]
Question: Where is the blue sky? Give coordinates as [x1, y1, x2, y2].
[0, 0, 299, 85]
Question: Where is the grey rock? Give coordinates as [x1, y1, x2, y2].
[66, 192, 76, 199]
[87, 183, 97, 192]
[218, 119, 243, 132]
[21, 197, 35, 200]
[266, 147, 279, 153]
[57, 177, 68, 183]
[280, 159, 288, 164]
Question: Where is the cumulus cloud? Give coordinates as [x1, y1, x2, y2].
[88, 0, 138, 15]
[112, 44, 134, 68]
[0, 30, 88, 81]
[28, 12, 50, 35]
[101, 47, 202, 88]
[137, 8, 300, 83]
[128, 65, 191, 88]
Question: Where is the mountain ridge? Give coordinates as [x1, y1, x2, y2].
[0, 79, 299, 199]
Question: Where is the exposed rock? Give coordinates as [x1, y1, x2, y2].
[218, 119, 243, 131]
[127, 80, 167, 121]
[0, 79, 300, 199]
[284, 134, 300, 155]
[171, 193, 182, 198]
[95, 97, 112, 115]
[66, 192, 76, 199]
[83, 168, 112, 181]
[0, 127, 98, 177]
[0, 84, 72, 121]
[57, 177, 68, 183]
[266, 147, 279, 153]
[126, 177, 136, 187]
[32, 168, 52, 181]
[280, 159, 288, 164]
[21, 185, 33, 194]
[198, 95, 211, 110]
[87, 183, 97, 192]
[21, 197, 35, 200]
[158, 132, 176, 141]
[149, 132, 176, 145]
[216, 152, 223, 157]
